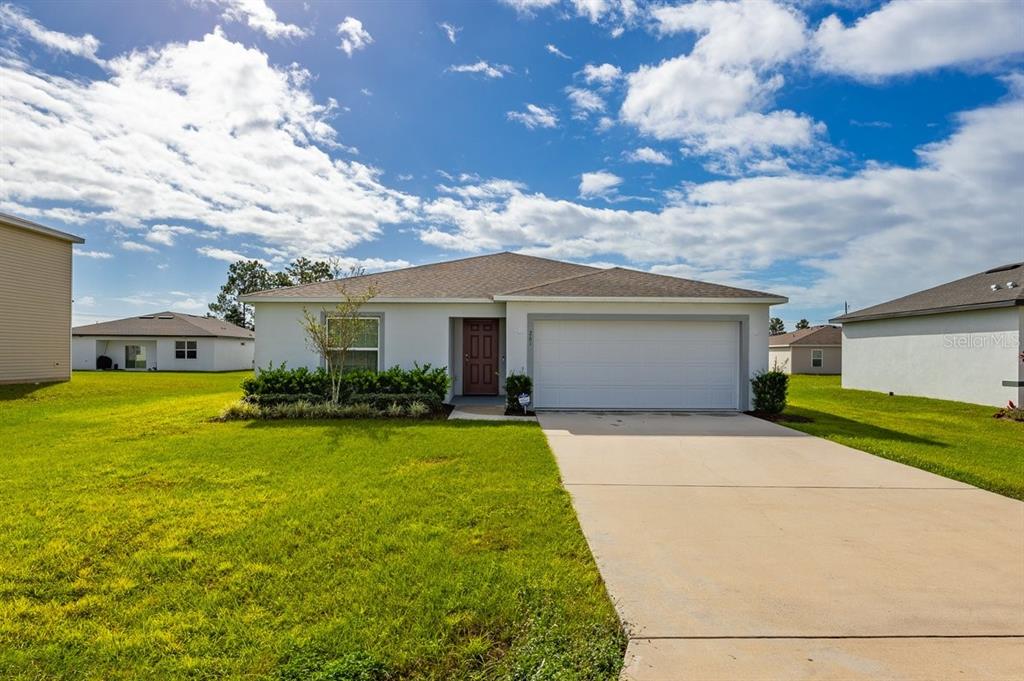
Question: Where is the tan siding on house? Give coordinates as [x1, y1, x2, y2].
[0, 224, 75, 383]
[790, 346, 842, 375]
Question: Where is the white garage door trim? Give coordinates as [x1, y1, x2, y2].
[526, 313, 750, 411]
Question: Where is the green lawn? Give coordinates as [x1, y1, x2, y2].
[0, 372, 624, 680]
[782, 375, 1023, 500]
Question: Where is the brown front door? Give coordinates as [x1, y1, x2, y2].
[463, 318, 499, 395]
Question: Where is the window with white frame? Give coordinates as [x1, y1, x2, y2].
[175, 340, 198, 359]
[326, 316, 380, 372]
[811, 348, 823, 368]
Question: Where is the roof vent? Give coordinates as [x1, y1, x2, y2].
[1007, 281, 1019, 289]
[984, 262, 1022, 274]
[990, 284, 1001, 291]
[139, 315, 155, 319]
[157, 315, 174, 319]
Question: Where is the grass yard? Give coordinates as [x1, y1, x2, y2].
[0, 372, 624, 680]
[783, 375, 1023, 500]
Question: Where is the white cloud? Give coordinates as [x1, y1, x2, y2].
[652, 0, 807, 67]
[1, 29, 416, 260]
[75, 250, 113, 259]
[579, 171, 622, 198]
[448, 60, 512, 79]
[421, 92, 1024, 315]
[625, 146, 672, 165]
[546, 43, 571, 59]
[572, 0, 612, 23]
[596, 116, 615, 132]
[581, 62, 621, 85]
[499, 0, 560, 14]
[507, 103, 558, 129]
[565, 86, 604, 118]
[337, 16, 372, 57]
[622, 0, 819, 171]
[438, 22, 461, 44]
[203, 0, 307, 40]
[197, 245, 260, 263]
[145, 224, 195, 246]
[0, 3, 102, 63]
[122, 241, 158, 253]
[76, 295, 96, 306]
[814, 0, 1024, 78]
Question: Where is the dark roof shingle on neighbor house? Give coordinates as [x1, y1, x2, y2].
[768, 325, 842, 347]
[831, 262, 1024, 323]
[240, 252, 784, 302]
[72, 312, 254, 339]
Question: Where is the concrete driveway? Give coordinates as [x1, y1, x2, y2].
[539, 412, 1024, 680]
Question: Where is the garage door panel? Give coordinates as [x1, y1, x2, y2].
[532, 320, 740, 410]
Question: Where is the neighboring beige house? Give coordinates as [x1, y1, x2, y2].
[0, 213, 84, 384]
[73, 312, 255, 372]
[768, 325, 842, 375]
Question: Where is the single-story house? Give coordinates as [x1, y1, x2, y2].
[72, 312, 255, 372]
[831, 262, 1023, 407]
[768, 325, 842, 375]
[0, 212, 85, 385]
[241, 252, 787, 410]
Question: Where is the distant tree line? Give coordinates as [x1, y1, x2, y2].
[209, 257, 361, 330]
[769, 317, 811, 336]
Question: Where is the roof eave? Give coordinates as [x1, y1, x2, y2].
[239, 295, 497, 304]
[493, 295, 789, 304]
[1, 212, 85, 243]
[830, 299, 1021, 324]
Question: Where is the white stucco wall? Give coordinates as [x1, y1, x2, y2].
[253, 300, 775, 407]
[505, 300, 773, 410]
[72, 336, 254, 371]
[841, 307, 1022, 407]
[252, 301, 506, 396]
[768, 347, 791, 373]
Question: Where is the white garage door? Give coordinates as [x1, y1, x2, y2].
[532, 319, 740, 410]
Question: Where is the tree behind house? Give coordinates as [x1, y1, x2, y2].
[209, 258, 343, 330]
[769, 317, 785, 335]
[795, 319, 810, 330]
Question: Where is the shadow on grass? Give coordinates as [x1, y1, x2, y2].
[0, 383, 52, 401]
[783, 406, 947, 448]
[239, 416, 533, 445]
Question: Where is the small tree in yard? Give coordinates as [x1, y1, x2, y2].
[300, 282, 377, 404]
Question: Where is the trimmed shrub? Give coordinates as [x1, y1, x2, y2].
[505, 372, 533, 414]
[244, 363, 450, 404]
[750, 368, 788, 414]
[242, 364, 331, 400]
[407, 400, 430, 418]
[350, 393, 443, 413]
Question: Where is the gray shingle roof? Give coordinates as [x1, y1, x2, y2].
[831, 263, 1024, 323]
[497, 266, 781, 299]
[1, 211, 85, 243]
[768, 325, 842, 347]
[72, 312, 254, 338]
[240, 252, 785, 302]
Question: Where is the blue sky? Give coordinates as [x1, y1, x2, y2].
[1, 0, 1022, 328]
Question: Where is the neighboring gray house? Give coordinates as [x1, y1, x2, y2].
[832, 263, 1023, 407]
[0, 212, 84, 384]
[241, 252, 788, 411]
[72, 312, 254, 372]
[769, 325, 842, 375]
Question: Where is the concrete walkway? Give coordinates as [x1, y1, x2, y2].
[539, 411, 1024, 681]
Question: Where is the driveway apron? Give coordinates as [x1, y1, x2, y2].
[539, 412, 1024, 681]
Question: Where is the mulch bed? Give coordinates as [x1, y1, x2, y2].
[745, 410, 814, 423]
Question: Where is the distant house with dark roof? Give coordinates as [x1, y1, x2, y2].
[769, 325, 841, 375]
[831, 263, 1023, 407]
[0, 212, 84, 385]
[240, 252, 788, 410]
[72, 312, 254, 372]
